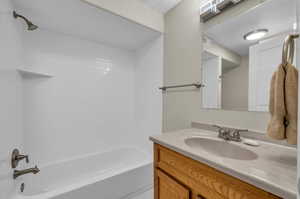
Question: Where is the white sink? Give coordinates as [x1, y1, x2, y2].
[184, 137, 258, 160]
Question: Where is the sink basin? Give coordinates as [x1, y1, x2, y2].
[184, 137, 258, 160]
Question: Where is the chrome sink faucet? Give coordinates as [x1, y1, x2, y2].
[230, 129, 249, 142]
[213, 125, 231, 141]
[213, 125, 248, 142]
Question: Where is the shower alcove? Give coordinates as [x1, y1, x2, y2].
[12, 0, 163, 198]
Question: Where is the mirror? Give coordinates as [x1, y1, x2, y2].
[201, 0, 298, 112]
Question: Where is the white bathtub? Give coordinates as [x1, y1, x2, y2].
[13, 148, 153, 199]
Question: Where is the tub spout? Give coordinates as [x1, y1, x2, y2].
[13, 165, 40, 179]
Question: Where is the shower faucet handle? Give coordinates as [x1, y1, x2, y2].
[11, 149, 29, 169]
[22, 155, 29, 163]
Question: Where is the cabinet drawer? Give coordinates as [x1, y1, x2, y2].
[155, 169, 191, 199]
[154, 144, 281, 199]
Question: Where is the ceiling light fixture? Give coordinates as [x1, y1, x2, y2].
[243, 29, 268, 41]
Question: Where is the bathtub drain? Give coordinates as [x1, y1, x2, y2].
[20, 183, 25, 193]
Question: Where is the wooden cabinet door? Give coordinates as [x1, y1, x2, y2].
[154, 144, 281, 199]
[155, 169, 190, 199]
[192, 192, 207, 199]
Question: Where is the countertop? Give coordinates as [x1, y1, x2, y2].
[150, 128, 297, 199]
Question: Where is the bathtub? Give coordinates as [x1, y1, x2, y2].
[13, 148, 153, 199]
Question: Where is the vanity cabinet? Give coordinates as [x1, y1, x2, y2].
[154, 144, 281, 199]
[156, 169, 190, 199]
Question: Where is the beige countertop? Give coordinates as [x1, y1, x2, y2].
[150, 128, 297, 199]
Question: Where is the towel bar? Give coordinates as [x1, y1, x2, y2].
[159, 83, 204, 91]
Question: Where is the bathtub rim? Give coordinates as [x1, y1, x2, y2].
[36, 146, 152, 168]
[12, 147, 153, 199]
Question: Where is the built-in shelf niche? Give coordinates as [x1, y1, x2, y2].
[17, 69, 53, 78]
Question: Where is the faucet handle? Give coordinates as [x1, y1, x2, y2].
[213, 125, 231, 141]
[212, 125, 229, 133]
[233, 129, 248, 134]
[24, 155, 29, 163]
[11, 149, 29, 168]
[230, 129, 248, 142]
[16, 154, 29, 163]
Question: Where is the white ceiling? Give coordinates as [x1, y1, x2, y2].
[140, 0, 182, 13]
[205, 0, 297, 56]
[13, 0, 161, 51]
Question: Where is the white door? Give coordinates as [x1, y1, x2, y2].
[0, 0, 23, 198]
[248, 35, 287, 112]
[202, 56, 222, 109]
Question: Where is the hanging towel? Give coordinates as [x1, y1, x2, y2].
[267, 64, 286, 140]
[285, 64, 298, 144]
[267, 63, 298, 145]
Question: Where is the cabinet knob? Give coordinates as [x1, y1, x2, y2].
[197, 194, 206, 199]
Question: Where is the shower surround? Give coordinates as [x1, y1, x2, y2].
[21, 29, 163, 165]
[1, 0, 163, 198]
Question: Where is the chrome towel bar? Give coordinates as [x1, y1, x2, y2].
[159, 83, 204, 91]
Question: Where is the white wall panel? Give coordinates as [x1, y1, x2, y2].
[13, 0, 162, 51]
[82, 0, 164, 32]
[22, 29, 163, 165]
[134, 36, 163, 153]
[0, 0, 23, 198]
[22, 30, 136, 165]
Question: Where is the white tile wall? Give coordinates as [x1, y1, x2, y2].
[1, 2, 162, 197]
[0, 0, 23, 198]
[22, 29, 135, 164]
[134, 36, 163, 153]
[21, 29, 163, 165]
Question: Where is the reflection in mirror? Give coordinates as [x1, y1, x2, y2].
[201, 0, 298, 112]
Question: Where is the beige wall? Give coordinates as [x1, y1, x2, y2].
[204, 37, 241, 65]
[163, 0, 202, 131]
[82, 0, 164, 33]
[163, 0, 269, 133]
[222, 56, 249, 111]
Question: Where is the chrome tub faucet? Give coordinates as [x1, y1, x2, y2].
[13, 165, 40, 179]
